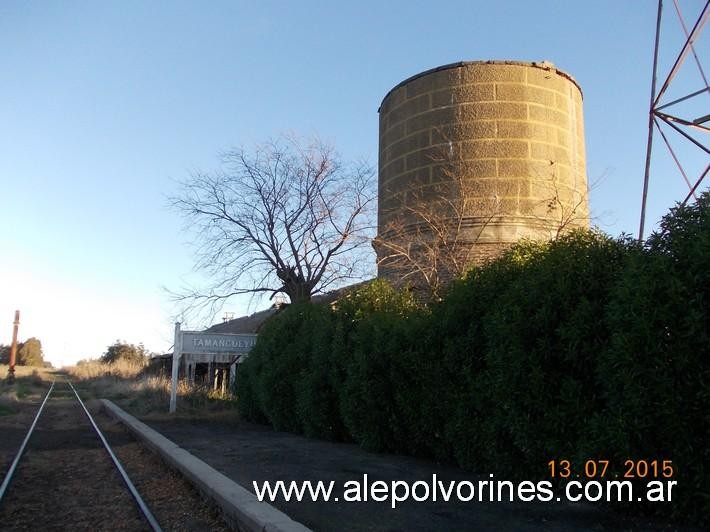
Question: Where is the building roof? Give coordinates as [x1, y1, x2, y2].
[205, 307, 278, 334]
[204, 280, 374, 334]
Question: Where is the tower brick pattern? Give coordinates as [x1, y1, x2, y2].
[376, 61, 590, 282]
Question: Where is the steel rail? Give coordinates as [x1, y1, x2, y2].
[67, 381, 163, 532]
[0, 380, 56, 502]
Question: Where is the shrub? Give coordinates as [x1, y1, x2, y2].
[234, 352, 267, 423]
[237, 194, 709, 526]
[238, 304, 309, 432]
[101, 341, 149, 365]
[590, 194, 710, 521]
[434, 240, 548, 470]
[294, 302, 344, 440]
[484, 232, 631, 474]
[332, 280, 424, 452]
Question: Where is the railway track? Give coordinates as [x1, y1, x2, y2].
[0, 380, 161, 531]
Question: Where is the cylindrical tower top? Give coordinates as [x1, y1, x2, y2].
[375, 60, 589, 287]
[379, 60, 583, 112]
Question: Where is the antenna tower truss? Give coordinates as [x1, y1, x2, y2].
[640, 0, 709, 240]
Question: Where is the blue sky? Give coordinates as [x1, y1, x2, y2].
[1, 1, 707, 365]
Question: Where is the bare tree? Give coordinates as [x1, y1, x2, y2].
[375, 137, 591, 298]
[374, 157, 502, 298]
[170, 134, 376, 315]
[529, 161, 591, 239]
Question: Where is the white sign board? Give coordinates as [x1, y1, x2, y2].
[169, 323, 258, 413]
[181, 332, 257, 354]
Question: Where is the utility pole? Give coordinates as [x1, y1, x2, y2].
[7, 310, 20, 383]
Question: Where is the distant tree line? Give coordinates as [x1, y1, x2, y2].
[0, 337, 46, 367]
[1, 339, 153, 368]
[100, 340, 150, 364]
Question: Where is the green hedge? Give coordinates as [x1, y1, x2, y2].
[237, 193, 709, 525]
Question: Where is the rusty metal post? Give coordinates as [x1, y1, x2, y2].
[7, 310, 20, 383]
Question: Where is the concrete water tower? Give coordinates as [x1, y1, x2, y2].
[375, 61, 590, 284]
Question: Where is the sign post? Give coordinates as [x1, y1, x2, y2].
[169, 322, 182, 414]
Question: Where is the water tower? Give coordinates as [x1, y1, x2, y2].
[375, 61, 590, 283]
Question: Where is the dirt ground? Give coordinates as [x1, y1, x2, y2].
[0, 388, 149, 531]
[141, 416, 692, 532]
[2, 372, 693, 531]
[0, 381, 231, 531]
[91, 403, 231, 531]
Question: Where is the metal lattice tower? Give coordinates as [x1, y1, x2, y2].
[639, 0, 709, 240]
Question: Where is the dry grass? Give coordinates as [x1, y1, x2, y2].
[0, 364, 54, 381]
[65, 358, 146, 380]
[64, 360, 238, 420]
[0, 365, 55, 414]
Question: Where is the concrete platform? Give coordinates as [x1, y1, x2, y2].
[101, 399, 310, 532]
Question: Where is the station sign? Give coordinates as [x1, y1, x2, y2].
[181, 332, 257, 354]
[169, 323, 258, 413]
